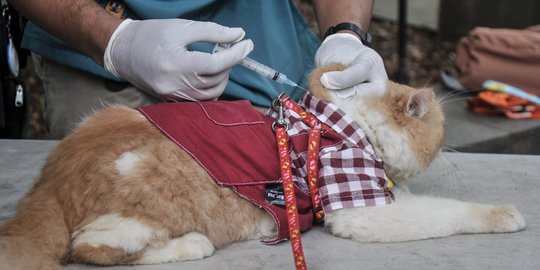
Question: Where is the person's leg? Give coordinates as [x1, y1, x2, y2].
[32, 54, 162, 139]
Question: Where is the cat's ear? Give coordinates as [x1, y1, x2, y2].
[405, 89, 434, 118]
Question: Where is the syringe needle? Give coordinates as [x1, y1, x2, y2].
[278, 75, 305, 90]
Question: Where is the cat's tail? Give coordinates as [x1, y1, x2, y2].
[0, 189, 69, 270]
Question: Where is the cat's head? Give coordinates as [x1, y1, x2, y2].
[308, 64, 445, 181]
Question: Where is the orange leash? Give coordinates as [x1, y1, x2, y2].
[274, 126, 307, 270]
[279, 94, 325, 223]
[272, 94, 326, 270]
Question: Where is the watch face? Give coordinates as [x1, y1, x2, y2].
[7, 38, 19, 77]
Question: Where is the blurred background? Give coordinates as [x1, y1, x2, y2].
[9, 0, 540, 154]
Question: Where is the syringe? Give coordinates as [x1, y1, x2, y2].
[213, 43, 304, 90]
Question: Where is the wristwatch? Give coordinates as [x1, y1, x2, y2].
[323, 22, 372, 47]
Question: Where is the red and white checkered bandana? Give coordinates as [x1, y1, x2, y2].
[269, 93, 393, 213]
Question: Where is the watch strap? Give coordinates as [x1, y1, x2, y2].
[323, 22, 372, 47]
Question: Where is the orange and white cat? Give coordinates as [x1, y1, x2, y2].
[0, 65, 525, 269]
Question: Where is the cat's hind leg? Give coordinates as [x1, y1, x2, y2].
[71, 214, 214, 265]
[70, 214, 169, 265]
[133, 232, 214, 264]
[325, 194, 526, 243]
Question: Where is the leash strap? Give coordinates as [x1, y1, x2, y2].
[275, 126, 307, 269]
[272, 93, 330, 270]
[274, 104, 307, 270]
[279, 94, 325, 222]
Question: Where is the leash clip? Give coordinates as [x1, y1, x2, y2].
[272, 98, 288, 132]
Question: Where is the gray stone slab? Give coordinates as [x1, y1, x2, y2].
[1, 139, 539, 270]
[0, 140, 58, 222]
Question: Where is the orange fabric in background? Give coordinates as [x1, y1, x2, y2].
[467, 91, 540, 119]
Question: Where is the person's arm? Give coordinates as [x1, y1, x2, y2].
[8, 0, 253, 101]
[313, 0, 374, 38]
[8, 0, 121, 65]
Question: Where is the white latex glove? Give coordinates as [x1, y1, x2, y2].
[315, 33, 388, 98]
[104, 19, 253, 101]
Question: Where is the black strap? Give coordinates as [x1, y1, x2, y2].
[323, 22, 372, 47]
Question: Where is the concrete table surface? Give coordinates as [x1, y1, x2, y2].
[1, 139, 539, 270]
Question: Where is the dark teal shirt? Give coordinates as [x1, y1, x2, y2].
[21, 0, 320, 107]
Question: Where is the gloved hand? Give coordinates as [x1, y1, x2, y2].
[104, 19, 253, 101]
[315, 33, 388, 98]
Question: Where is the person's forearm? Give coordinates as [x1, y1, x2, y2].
[313, 0, 374, 38]
[8, 0, 121, 65]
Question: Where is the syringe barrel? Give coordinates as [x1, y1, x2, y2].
[240, 57, 281, 81]
[213, 43, 296, 87]
[243, 57, 296, 87]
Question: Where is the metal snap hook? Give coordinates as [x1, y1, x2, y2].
[272, 99, 288, 132]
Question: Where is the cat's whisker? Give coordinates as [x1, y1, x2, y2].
[431, 153, 456, 195]
[442, 145, 461, 153]
[420, 77, 435, 90]
[437, 85, 484, 99]
[443, 143, 481, 152]
[439, 150, 469, 189]
[432, 147, 468, 194]
[439, 95, 470, 104]
[439, 93, 470, 102]
[441, 98, 464, 109]
[437, 93, 460, 106]
[432, 159, 454, 195]
[438, 91, 472, 106]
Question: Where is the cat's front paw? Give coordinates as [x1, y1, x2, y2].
[480, 205, 526, 233]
